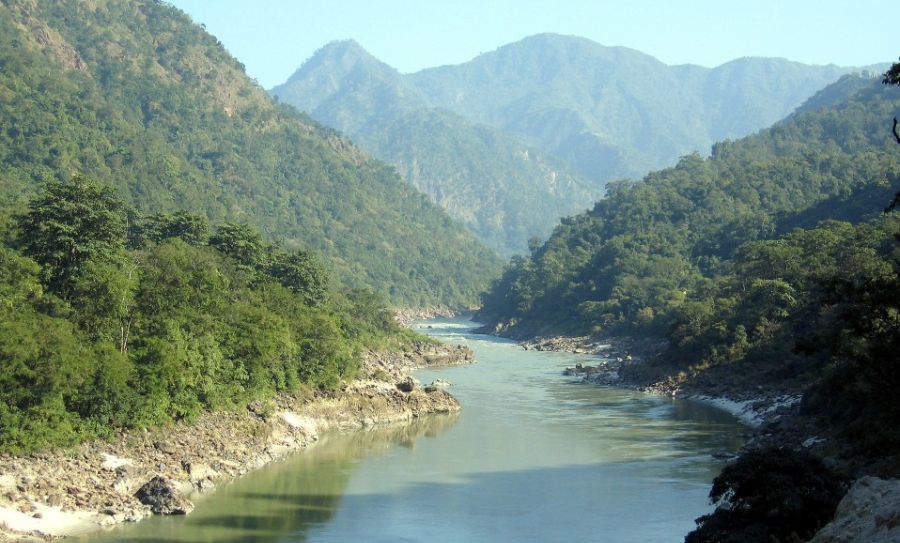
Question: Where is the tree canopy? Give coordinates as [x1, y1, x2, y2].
[0, 176, 418, 454]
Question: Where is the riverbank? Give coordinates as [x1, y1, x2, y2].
[393, 306, 472, 326]
[524, 333, 807, 429]
[517, 330, 900, 541]
[0, 344, 472, 542]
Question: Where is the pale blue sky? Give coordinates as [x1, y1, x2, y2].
[168, 0, 898, 89]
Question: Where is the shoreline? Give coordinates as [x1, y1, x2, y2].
[523, 332, 808, 430]
[0, 344, 473, 542]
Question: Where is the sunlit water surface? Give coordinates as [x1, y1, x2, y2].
[77, 319, 745, 543]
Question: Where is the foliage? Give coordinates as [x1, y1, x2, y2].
[884, 58, 900, 87]
[0, 0, 500, 306]
[0, 177, 412, 453]
[14, 175, 128, 298]
[686, 448, 845, 543]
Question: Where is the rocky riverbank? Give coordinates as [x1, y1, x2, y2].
[518, 331, 900, 541]
[525, 332, 804, 429]
[393, 306, 472, 326]
[0, 344, 469, 542]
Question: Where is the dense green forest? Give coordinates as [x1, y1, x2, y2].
[478, 75, 900, 464]
[0, 0, 501, 307]
[0, 175, 421, 454]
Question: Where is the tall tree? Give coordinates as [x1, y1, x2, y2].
[16, 175, 127, 299]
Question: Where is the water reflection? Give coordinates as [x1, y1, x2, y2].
[78, 319, 744, 543]
[76, 415, 459, 543]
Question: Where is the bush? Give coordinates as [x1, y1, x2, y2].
[686, 447, 845, 543]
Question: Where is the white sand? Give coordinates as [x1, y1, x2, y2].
[0, 503, 101, 538]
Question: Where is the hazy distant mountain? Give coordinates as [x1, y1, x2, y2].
[272, 40, 599, 255]
[273, 35, 879, 254]
[407, 34, 878, 181]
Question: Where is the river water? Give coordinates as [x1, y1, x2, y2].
[78, 318, 745, 543]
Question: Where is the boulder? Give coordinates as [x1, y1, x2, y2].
[811, 476, 900, 543]
[396, 376, 416, 393]
[134, 476, 193, 515]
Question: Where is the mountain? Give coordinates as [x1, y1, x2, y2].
[477, 74, 900, 485]
[273, 36, 879, 255]
[477, 75, 900, 337]
[407, 34, 880, 183]
[0, 0, 501, 306]
[272, 40, 600, 255]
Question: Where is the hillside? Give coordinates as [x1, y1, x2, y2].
[477, 76, 900, 337]
[271, 41, 599, 256]
[0, 0, 501, 306]
[477, 73, 900, 480]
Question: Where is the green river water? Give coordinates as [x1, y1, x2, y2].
[76, 318, 745, 542]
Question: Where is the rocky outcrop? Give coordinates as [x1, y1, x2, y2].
[810, 477, 900, 543]
[134, 476, 192, 515]
[365, 341, 474, 380]
[393, 307, 468, 325]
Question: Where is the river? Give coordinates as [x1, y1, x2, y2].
[76, 318, 745, 542]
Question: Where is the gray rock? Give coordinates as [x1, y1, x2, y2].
[810, 476, 900, 543]
[134, 475, 193, 515]
[396, 376, 416, 393]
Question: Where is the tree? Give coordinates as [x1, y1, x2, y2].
[209, 222, 266, 270]
[133, 211, 210, 247]
[686, 448, 845, 543]
[268, 250, 330, 307]
[16, 175, 127, 298]
[884, 59, 900, 209]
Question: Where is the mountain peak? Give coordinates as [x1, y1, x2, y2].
[280, 39, 398, 86]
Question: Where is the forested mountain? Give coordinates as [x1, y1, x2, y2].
[478, 74, 900, 471]
[271, 41, 599, 256]
[407, 34, 879, 183]
[273, 36, 877, 255]
[0, 0, 501, 306]
[478, 75, 899, 337]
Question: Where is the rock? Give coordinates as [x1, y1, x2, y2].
[810, 477, 900, 543]
[153, 441, 176, 455]
[396, 376, 416, 393]
[134, 476, 194, 515]
[182, 461, 216, 483]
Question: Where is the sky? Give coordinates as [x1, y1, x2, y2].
[168, 0, 899, 89]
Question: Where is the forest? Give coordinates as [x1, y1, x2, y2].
[0, 174, 419, 454]
[0, 0, 500, 307]
[478, 73, 900, 467]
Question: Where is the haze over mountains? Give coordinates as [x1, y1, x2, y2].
[272, 34, 881, 254]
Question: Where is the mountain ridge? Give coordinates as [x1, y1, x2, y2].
[272, 35, 882, 255]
